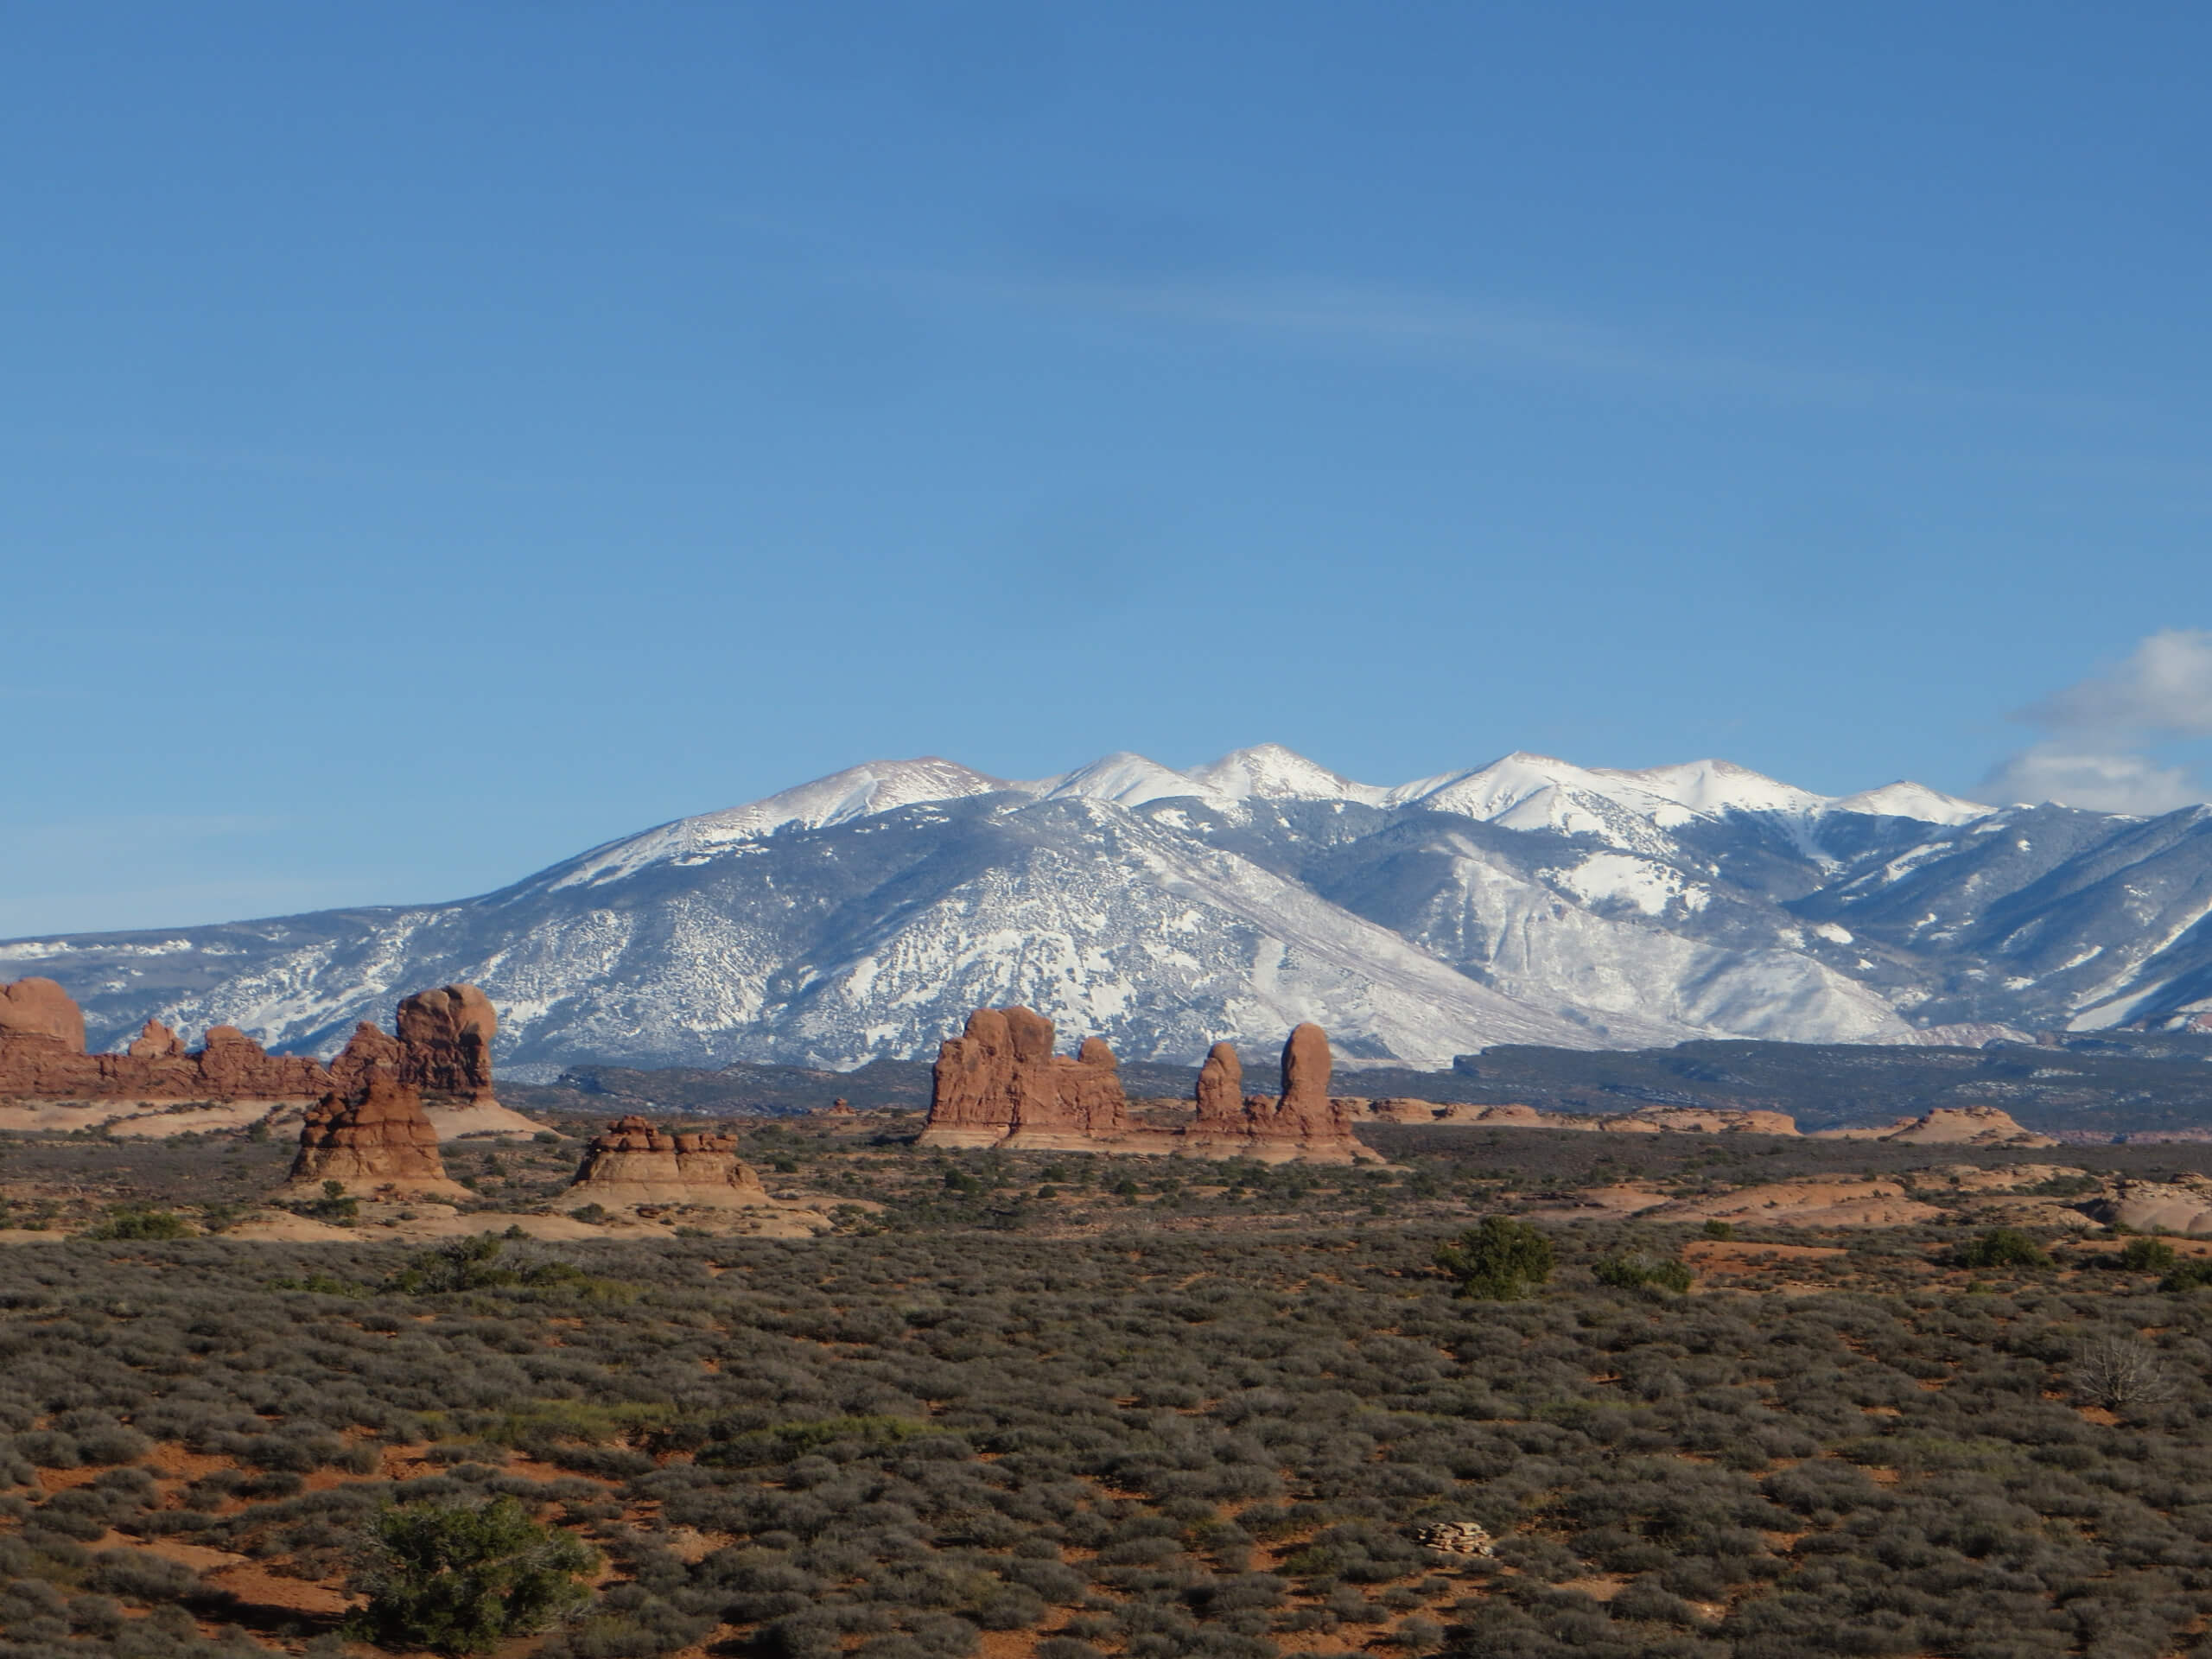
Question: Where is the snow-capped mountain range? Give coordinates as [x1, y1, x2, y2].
[7, 745, 2211, 1074]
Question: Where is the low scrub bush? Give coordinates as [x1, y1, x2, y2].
[350, 1496, 596, 1655]
[1955, 1228, 2051, 1270]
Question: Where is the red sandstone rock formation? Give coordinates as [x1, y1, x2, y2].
[279, 1071, 461, 1197]
[0, 978, 507, 1114]
[125, 1020, 184, 1060]
[919, 1007, 1129, 1147]
[394, 985, 498, 1103]
[326, 1022, 404, 1098]
[565, 1115, 769, 1207]
[0, 978, 329, 1103]
[1194, 1042, 1243, 1127]
[0, 978, 86, 1049]
[1183, 1024, 1363, 1160]
[194, 1027, 326, 1098]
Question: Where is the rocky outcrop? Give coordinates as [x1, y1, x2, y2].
[1183, 1025, 1368, 1162]
[0, 978, 511, 1115]
[565, 1115, 770, 1207]
[276, 1071, 465, 1198]
[0, 978, 328, 1103]
[918, 1007, 1130, 1149]
[394, 985, 498, 1103]
[1359, 1100, 1801, 1134]
[125, 1020, 184, 1059]
[0, 978, 86, 1048]
[1813, 1107, 2055, 1147]
[1195, 1043, 1243, 1122]
[1650, 1178, 1943, 1229]
[326, 1022, 404, 1098]
[2082, 1178, 2212, 1236]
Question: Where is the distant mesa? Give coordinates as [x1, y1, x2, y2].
[918, 1007, 1372, 1163]
[275, 1071, 468, 1202]
[564, 1115, 772, 1209]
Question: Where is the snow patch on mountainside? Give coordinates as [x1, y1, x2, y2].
[1548, 853, 1708, 917]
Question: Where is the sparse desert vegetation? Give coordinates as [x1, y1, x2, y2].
[7, 1121, 2212, 1656]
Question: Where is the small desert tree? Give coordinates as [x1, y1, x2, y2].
[1435, 1217, 1555, 1300]
[352, 1496, 594, 1653]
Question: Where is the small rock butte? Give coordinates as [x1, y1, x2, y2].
[566, 1115, 771, 1208]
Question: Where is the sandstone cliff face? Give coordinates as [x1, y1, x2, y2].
[395, 985, 498, 1103]
[566, 1115, 769, 1207]
[279, 1071, 463, 1198]
[918, 1007, 1128, 1147]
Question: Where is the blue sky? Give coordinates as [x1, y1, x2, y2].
[5, 3, 2210, 935]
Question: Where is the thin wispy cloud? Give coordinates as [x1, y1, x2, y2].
[1000, 274, 2127, 419]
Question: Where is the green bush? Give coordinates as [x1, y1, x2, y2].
[1702, 1219, 1735, 1240]
[2158, 1256, 2212, 1293]
[1592, 1252, 1694, 1294]
[87, 1207, 189, 1241]
[1955, 1228, 2051, 1270]
[351, 1496, 595, 1654]
[2117, 1237, 2178, 1273]
[1434, 1216, 1555, 1300]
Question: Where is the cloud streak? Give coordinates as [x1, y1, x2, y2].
[1983, 629, 2212, 814]
[998, 274, 2126, 419]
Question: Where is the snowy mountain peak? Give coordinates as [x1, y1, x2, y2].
[1034, 752, 1205, 809]
[1599, 758, 1830, 818]
[1830, 781, 1992, 825]
[1185, 744, 1388, 805]
[547, 744, 1999, 894]
[21, 738, 2211, 1073]
[550, 757, 1007, 890]
[1391, 753, 1699, 835]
